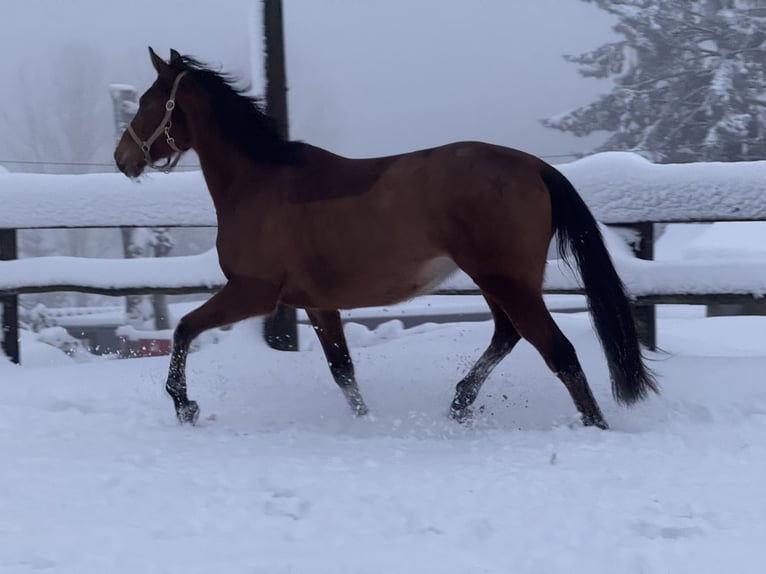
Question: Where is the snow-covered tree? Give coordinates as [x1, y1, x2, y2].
[543, 0, 766, 163]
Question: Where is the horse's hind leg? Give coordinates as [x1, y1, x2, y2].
[166, 279, 279, 424]
[477, 275, 608, 429]
[450, 297, 521, 422]
[306, 309, 368, 416]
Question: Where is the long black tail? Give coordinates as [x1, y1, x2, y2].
[541, 164, 658, 405]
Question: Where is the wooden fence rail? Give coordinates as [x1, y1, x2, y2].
[3, 153, 766, 363]
[4, 218, 766, 363]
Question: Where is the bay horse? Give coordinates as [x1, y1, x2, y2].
[114, 48, 658, 429]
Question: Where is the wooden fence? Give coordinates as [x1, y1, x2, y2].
[3, 152, 766, 363]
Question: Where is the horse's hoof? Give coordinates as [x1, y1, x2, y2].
[582, 413, 609, 430]
[449, 405, 473, 424]
[343, 389, 369, 418]
[352, 404, 369, 418]
[176, 401, 200, 425]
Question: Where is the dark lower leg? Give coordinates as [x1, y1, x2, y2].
[477, 275, 608, 429]
[165, 280, 278, 424]
[306, 309, 368, 416]
[548, 337, 608, 429]
[329, 355, 367, 416]
[450, 298, 521, 421]
[166, 321, 199, 424]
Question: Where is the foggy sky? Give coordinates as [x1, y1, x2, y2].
[1, 0, 617, 165]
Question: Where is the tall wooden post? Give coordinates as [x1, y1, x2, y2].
[0, 229, 19, 364]
[615, 222, 656, 350]
[262, 0, 298, 351]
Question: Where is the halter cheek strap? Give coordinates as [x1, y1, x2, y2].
[127, 70, 189, 172]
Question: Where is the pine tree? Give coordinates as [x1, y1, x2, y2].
[544, 0, 766, 162]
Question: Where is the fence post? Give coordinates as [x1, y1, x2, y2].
[0, 229, 19, 364]
[262, 0, 298, 351]
[110, 84, 149, 331]
[615, 222, 656, 350]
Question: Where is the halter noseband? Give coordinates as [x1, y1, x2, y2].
[127, 70, 189, 172]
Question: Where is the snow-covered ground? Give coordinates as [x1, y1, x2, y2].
[2, 309, 765, 573]
[3, 153, 766, 572]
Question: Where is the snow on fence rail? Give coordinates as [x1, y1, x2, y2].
[0, 170, 216, 229]
[562, 152, 766, 223]
[3, 152, 766, 229]
[2, 152, 766, 362]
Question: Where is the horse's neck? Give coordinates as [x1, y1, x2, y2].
[188, 123, 246, 203]
[196, 144, 238, 192]
[194, 136, 285, 214]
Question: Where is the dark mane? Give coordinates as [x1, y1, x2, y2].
[172, 55, 302, 165]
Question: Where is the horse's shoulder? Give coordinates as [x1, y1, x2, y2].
[284, 146, 394, 204]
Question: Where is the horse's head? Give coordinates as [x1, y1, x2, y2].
[114, 47, 192, 178]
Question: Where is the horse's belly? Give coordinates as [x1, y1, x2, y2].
[411, 256, 459, 296]
[344, 256, 458, 307]
[284, 256, 459, 310]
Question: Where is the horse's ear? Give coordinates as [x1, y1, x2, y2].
[169, 49, 182, 65]
[148, 46, 168, 74]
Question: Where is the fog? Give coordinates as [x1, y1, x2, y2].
[0, 0, 617, 169]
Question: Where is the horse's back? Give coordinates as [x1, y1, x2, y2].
[270, 141, 555, 308]
[377, 141, 555, 278]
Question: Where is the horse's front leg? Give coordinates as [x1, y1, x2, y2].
[165, 279, 279, 424]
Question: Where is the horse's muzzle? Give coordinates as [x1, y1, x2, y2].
[114, 148, 146, 179]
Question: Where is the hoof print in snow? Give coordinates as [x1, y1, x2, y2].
[631, 520, 704, 540]
[264, 489, 310, 521]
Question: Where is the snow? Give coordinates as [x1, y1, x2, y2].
[108, 83, 137, 93]
[611, 258, 766, 297]
[564, 152, 766, 223]
[2, 153, 766, 229]
[5, 223, 766, 300]
[0, 249, 225, 293]
[0, 170, 215, 228]
[3, 155, 766, 301]
[48, 295, 587, 334]
[1, 310, 765, 573]
[654, 224, 711, 260]
[3, 153, 766, 574]
[683, 222, 766, 260]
